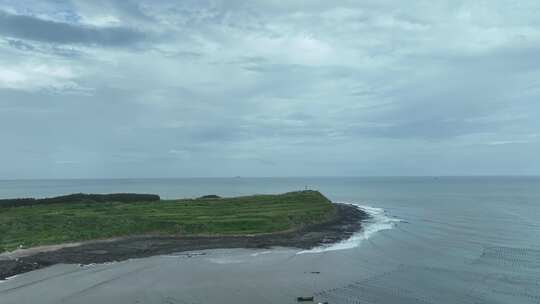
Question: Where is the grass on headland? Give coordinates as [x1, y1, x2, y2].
[0, 193, 160, 208]
[0, 190, 336, 252]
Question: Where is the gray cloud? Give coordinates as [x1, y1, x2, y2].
[0, 10, 146, 46]
[0, 0, 539, 178]
[7, 38, 34, 51]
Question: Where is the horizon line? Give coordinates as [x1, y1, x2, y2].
[1, 175, 539, 181]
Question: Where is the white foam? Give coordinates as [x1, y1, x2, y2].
[0, 274, 18, 283]
[250, 250, 272, 257]
[207, 257, 246, 264]
[297, 202, 401, 254]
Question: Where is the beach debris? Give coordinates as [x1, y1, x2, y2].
[297, 296, 314, 302]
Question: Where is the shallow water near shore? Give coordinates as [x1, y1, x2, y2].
[1, 176, 539, 304]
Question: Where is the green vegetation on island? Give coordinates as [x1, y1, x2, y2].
[0, 191, 336, 252]
[0, 193, 161, 208]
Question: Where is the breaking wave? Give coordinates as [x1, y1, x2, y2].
[297, 203, 401, 254]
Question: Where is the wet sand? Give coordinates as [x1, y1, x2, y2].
[0, 203, 367, 280]
[0, 247, 373, 304]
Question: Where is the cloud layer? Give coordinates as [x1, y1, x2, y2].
[0, 0, 539, 178]
[0, 10, 146, 46]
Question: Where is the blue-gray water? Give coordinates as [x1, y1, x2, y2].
[1, 177, 539, 304]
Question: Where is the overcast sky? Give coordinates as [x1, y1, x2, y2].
[1, 0, 539, 178]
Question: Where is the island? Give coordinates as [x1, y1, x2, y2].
[0, 190, 367, 280]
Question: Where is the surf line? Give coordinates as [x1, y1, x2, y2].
[297, 203, 401, 254]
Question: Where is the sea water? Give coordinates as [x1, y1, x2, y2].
[0, 176, 539, 303]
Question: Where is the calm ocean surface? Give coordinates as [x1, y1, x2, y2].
[1, 177, 539, 304]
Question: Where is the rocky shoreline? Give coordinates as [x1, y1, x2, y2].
[0, 203, 368, 280]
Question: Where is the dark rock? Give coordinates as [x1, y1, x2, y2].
[197, 195, 221, 199]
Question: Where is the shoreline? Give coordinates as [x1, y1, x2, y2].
[0, 203, 368, 280]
